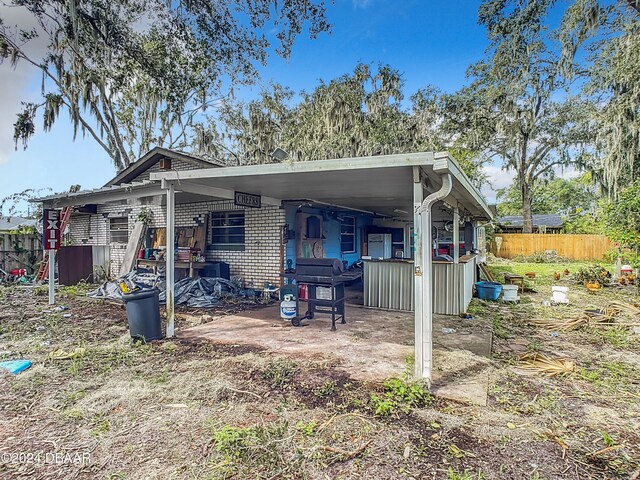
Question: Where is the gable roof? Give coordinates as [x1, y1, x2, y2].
[0, 216, 38, 232]
[497, 214, 564, 228]
[105, 147, 225, 187]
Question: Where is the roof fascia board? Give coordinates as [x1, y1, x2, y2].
[42, 185, 163, 208]
[150, 152, 436, 182]
[105, 147, 224, 187]
[434, 152, 494, 220]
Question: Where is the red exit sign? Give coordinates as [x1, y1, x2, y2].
[43, 209, 61, 250]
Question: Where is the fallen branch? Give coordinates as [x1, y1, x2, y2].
[320, 440, 372, 459]
[223, 385, 262, 399]
[586, 445, 624, 457]
[318, 412, 375, 433]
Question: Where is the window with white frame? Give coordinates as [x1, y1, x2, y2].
[210, 211, 245, 251]
[109, 217, 129, 244]
[340, 216, 356, 253]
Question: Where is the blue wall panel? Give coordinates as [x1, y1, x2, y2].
[283, 205, 372, 268]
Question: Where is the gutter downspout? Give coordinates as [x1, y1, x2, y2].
[417, 173, 452, 384]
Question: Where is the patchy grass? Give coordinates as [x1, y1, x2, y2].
[1, 280, 639, 479]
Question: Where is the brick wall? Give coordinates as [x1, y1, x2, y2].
[68, 198, 284, 285]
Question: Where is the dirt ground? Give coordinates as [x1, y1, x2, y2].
[1, 261, 639, 480]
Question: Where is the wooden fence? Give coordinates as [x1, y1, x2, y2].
[492, 234, 612, 261]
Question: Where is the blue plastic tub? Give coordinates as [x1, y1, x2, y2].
[475, 281, 503, 301]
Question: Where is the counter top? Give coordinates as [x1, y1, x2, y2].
[361, 258, 414, 264]
[362, 254, 477, 265]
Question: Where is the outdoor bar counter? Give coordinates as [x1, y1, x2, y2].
[363, 254, 477, 314]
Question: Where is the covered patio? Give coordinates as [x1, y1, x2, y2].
[151, 151, 493, 385]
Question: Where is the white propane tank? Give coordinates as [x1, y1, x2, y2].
[280, 295, 297, 320]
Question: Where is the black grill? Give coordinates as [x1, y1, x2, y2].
[283, 258, 359, 331]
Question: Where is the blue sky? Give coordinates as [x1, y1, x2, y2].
[0, 0, 494, 215]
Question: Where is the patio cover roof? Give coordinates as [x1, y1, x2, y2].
[34, 151, 492, 221]
[151, 152, 493, 220]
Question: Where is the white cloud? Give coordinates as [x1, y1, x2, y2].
[352, 0, 373, 9]
[480, 161, 587, 203]
[480, 163, 512, 203]
[0, 5, 48, 164]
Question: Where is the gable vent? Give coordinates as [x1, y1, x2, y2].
[159, 158, 172, 170]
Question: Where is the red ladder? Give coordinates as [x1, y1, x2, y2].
[36, 186, 80, 282]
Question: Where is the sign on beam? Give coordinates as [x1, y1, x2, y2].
[234, 191, 261, 208]
[43, 209, 61, 250]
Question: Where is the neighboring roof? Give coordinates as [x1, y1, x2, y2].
[497, 214, 564, 228]
[0, 216, 38, 232]
[104, 147, 226, 187]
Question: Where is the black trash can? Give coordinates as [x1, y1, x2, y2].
[122, 289, 163, 342]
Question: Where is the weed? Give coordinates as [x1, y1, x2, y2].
[107, 472, 127, 480]
[90, 414, 111, 436]
[64, 408, 83, 419]
[295, 420, 317, 436]
[601, 431, 616, 447]
[67, 357, 83, 377]
[208, 421, 300, 478]
[314, 380, 336, 397]
[526, 340, 542, 352]
[151, 366, 170, 384]
[447, 467, 485, 480]
[467, 300, 489, 317]
[59, 283, 90, 298]
[263, 358, 298, 388]
[492, 316, 510, 340]
[33, 286, 48, 296]
[369, 376, 433, 417]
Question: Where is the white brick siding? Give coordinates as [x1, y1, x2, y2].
[68, 199, 284, 285]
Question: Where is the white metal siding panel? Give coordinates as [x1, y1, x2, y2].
[363, 261, 414, 311]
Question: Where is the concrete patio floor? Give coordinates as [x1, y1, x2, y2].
[178, 303, 493, 405]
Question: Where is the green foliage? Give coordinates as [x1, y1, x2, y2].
[573, 264, 611, 285]
[492, 317, 510, 340]
[444, 1, 595, 232]
[1, 0, 331, 170]
[601, 180, 640, 250]
[447, 467, 486, 480]
[314, 380, 337, 398]
[207, 64, 488, 189]
[294, 420, 317, 436]
[208, 421, 299, 478]
[559, 1, 640, 194]
[262, 358, 298, 388]
[511, 252, 570, 264]
[496, 174, 596, 218]
[370, 376, 433, 417]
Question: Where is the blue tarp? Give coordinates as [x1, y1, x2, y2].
[0, 359, 32, 375]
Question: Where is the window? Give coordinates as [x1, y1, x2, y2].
[210, 211, 245, 251]
[340, 216, 356, 253]
[109, 217, 129, 244]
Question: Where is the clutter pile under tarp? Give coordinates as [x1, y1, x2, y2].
[88, 272, 239, 308]
[159, 276, 238, 308]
